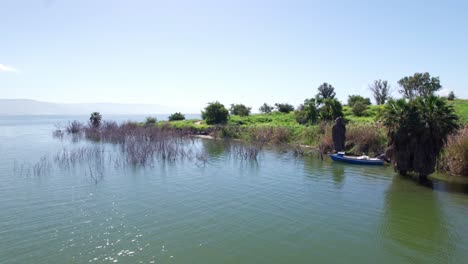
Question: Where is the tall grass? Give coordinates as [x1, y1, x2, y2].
[318, 122, 387, 156]
[438, 127, 468, 176]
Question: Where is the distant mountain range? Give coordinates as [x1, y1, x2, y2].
[0, 99, 188, 115]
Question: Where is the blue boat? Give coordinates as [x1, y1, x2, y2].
[329, 152, 384, 166]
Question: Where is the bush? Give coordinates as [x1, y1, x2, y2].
[352, 101, 368, 117]
[259, 103, 274, 113]
[66, 120, 83, 134]
[275, 103, 294, 113]
[202, 101, 229, 125]
[295, 98, 319, 125]
[145, 117, 157, 125]
[319, 98, 343, 121]
[347, 95, 371, 107]
[168, 112, 185, 121]
[448, 91, 456, 101]
[230, 104, 251, 116]
[438, 127, 468, 176]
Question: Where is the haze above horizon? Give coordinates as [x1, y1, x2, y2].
[1, 0, 468, 112]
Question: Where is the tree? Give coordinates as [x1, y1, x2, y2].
[352, 101, 368, 116]
[447, 91, 456, 101]
[382, 96, 458, 180]
[168, 112, 185, 121]
[319, 98, 343, 121]
[259, 103, 274, 114]
[275, 103, 294, 113]
[295, 98, 319, 125]
[316, 82, 336, 101]
[230, 104, 251, 116]
[398, 72, 441, 99]
[89, 112, 102, 128]
[347, 95, 371, 107]
[369, 80, 391, 105]
[201, 101, 229, 125]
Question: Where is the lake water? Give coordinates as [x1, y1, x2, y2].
[1, 115, 468, 264]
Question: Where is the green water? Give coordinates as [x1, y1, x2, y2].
[1, 116, 468, 263]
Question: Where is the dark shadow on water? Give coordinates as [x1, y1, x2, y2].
[397, 173, 468, 194]
[381, 175, 455, 263]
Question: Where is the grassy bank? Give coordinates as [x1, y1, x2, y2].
[161, 99, 468, 147]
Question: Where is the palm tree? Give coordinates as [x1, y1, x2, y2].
[89, 112, 102, 128]
[382, 96, 458, 179]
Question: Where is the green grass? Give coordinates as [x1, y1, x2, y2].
[342, 104, 384, 123]
[452, 99, 468, 125]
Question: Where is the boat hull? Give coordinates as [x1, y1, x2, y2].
[329, 154, 384, 165]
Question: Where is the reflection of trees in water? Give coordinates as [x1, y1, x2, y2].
[331, 164, 345, 189]
[381, 176, 455, 263]
[201, 139, 229, 159]
[301, 156, 345, 189]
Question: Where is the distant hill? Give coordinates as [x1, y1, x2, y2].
[0, 99, 185, 115]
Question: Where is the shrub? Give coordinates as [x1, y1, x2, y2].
[352, 101, 368, 116]
[259, 103, 274, 113]
[202, 101, 229, 125]
[275, 103, 294, 113]
[66, 121, 83, 134]
[347, 95, 371, 107]
[295, 98, 319, 125]
[448, 91, 456, 101]
[319, 98, 343, 121]
[168, 112, 185, 121]
[230, 104, 251, 116]
[438, 127, 468, 176]
[145, 117, 157, 125]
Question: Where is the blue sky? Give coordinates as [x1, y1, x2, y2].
[1, 0, 467, 112]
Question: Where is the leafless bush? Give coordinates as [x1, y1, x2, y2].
[66, 121, 84, 134]
[195, 150, 208, 167]
[13, 160, 32, 177]
[231, 142, 263, 160]
[292, 144, 306, 157]
[33, 156, 51, 177]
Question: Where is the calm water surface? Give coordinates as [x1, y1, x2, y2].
[1, 115, 468, 263]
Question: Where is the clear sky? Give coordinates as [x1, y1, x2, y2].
[1, 0, 467, 112]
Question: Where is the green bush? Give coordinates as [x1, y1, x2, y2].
[145, 117, 157, 125]
[448, 91, 456, 101]
[259, 103, 274, 113]
[275, 103, 294, 113]
[230, 104, 251, 116]
[295, 98, 319, 125]
[202, 101, 229, 125]
[168, 112, 185, 121]
[347, 95, 371, 107]
[352, 101, 368, 117]
[319, 98, 343, 121]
